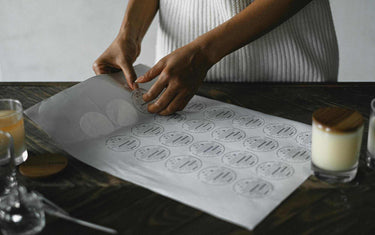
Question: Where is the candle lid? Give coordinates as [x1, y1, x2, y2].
[19, 154, 68, 178]
[312, 107, 363, 133]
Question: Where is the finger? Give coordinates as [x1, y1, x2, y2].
[92, 61, 103, 75]
[119, 62, 138, 90]
[92, 62, 120, 75]
[135, 61, 165, 83]
[142, 76, 167, 102]
[147, 87, 177, 114]
[177, 92, 195, 112]
[159, 92, 193, 115]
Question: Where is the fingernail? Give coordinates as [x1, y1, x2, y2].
[135, 76, 143, 83]
[153, 100, 160, 106]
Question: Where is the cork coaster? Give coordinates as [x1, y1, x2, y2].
[19, 154, 68, 178]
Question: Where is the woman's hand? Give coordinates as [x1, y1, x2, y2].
[135, 43, 213, 115]
[92, 35, 140, 90]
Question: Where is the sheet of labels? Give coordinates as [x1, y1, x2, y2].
[25, 64, 312, 230]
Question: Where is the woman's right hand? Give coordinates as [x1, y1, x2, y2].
[92, 35, 140, 90]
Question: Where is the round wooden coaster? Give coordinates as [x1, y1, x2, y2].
[19, 154, 68, 178]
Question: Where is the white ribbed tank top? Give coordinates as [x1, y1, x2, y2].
[155, 0, 339, 82]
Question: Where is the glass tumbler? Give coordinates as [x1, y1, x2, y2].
[0, 99, 28, 165]
[0, 131, 16, 196]
[0, 131, 45, 235]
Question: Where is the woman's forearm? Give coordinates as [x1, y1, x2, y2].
[193, 0, 312, 65]
[119, 0, 159, 44]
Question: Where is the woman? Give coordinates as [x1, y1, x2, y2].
[93, 0, 338, 115]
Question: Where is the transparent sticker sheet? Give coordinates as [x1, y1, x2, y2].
[25, 64, 312, 230]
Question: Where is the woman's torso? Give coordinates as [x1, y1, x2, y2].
[156, 0, 339, 82]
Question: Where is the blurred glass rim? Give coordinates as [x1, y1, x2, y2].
[0, 99, 23, 119]
[371, 98, 375, 112]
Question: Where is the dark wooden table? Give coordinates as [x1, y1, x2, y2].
[1, 82, 375, 235]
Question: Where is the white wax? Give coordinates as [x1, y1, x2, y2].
[368, 115, 375, 155]
[312, 123, 363, 171]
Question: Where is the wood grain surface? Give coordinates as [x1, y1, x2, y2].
[1, 82, 375, 235]
[313, 107, 363, 133]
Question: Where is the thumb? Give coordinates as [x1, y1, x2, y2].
[119, 62, 138, 90]
[135, 61, 164, 83]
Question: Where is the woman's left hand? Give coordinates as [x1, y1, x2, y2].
[135, 43, 213, 115]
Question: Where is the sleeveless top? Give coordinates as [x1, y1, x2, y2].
[155, 0, 339, 82]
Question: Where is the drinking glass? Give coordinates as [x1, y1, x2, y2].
[0, 99, 28, 165]
[0, 130, 45, 235]
[367, 99, 375, 168]
[0, 131, 16, 196]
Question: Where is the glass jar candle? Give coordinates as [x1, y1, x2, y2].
[311, 107, 363, 183]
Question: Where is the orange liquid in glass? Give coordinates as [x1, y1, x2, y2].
[0, 110, 26, 157]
